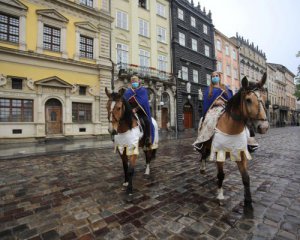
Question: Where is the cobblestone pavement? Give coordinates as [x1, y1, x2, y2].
[0, 127, 299, 240]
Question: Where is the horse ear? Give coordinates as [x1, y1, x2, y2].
[118, 88, 126, 97]
[105, 87, 111, 98]
[241, 76, 249, 89]
[258, 72, 267, 88]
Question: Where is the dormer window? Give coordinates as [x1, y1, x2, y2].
[79, 86, 87, 95]
[11, 78, 23, 90]
[139, 0, 147, 9]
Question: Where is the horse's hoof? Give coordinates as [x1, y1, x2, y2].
[123, 182, 129, 187]
[144, 168, 150, 175]
[126, 194, 133, 203]
[218, 200, 224, 206]
[200, 169, 206, 174]
[244, 200, 253, 210]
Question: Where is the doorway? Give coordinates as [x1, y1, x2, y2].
[45, 99, 62, 134]
[183, 103, 193, 129]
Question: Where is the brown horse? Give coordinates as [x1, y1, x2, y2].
[199, 73, 269, 209]
[105, 87, 158, 197]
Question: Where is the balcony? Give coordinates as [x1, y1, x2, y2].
[116, 63, 174, 83]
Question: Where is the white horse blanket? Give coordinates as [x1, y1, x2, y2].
[114, 117, 158, 156]
[209, 127, 252, 162]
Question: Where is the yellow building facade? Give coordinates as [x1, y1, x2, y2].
[111, 0, 176, 130]
[0, 0, 113, 142]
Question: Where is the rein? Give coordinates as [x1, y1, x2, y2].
[229, 88, 267, 122]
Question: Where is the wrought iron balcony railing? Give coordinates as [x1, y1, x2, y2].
[116, 63, 173, 83]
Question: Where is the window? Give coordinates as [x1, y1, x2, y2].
[116, 11, 128, 30]
[158, 55, 167, 72]
[116, 43, 128, 67]
[80, 35, 93, 59]
[225, 45, 229, 56]
[179, 32, 185, 46]
[0, 98, 33, 122]
[193, 70, 198, 83]
[232, 49, 236, 60]
[204, 45, 210, 57]
[80, 0, 93, 7]
[79, 86, 86, 95]
[139, 49, 150, 67]
[157, 26, 166, 43]
[203, 24, 208, 34]
[139, 0, 147, 9]
[43, 25, 60, 52]
[206, 74, 211, 85]
[226, 65, 231, 76]
[178, 8, 184, 20]
[182, 66, 188, 80]
[191, 38, 197, 51]
[0, 13, 19, 43]
[191, 16, 196, 27]
[11, 78, 23, 90]
[139, 19, 149, 37]
[216, 40, 221, 51]
[157, 2, 165, 17]
[234, 69, 238, 79]
[72, 103, 92, 122]
[217, 61, 222, 72]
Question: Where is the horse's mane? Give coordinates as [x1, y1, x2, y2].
[110, 92, 133, 129]
[225, 82, 258, 114]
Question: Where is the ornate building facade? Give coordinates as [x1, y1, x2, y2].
[0, 0, 113, 142]
[214, 29, 240, 94]
[111, 0, 176, 130]
[267, 63, 297, 126]
[230, 33, 267, 83]
[171, 0, 215, 131]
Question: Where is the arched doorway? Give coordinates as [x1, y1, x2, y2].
[161, 92, 170, 129]
[45, 99, 62, 134]
[183, 102, 193, 129]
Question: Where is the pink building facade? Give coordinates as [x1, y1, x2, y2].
[214, 29, 240, 93]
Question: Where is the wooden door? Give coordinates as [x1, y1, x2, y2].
[161, 107, 168, 129]
[183, 104, 193, 129]
[46, 106, 62, 134]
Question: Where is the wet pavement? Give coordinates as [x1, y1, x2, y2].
[0, 127, 299, 240]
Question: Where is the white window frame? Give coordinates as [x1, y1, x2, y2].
[116, 43, 128, 68]
[139, 49, 150, 67]
[191, 16, 196, 27]
[193, 69, 198, 83]
[232, 49, 237, 60]
[179, 32, 185, 46]
[216, 39, 221, 51]
[139, 18, 149, 37]
[116, 10, 128, 30]
[204, 45, 210, 57]
[157, 26, 166, 43]
[36, 10, 68, 58]
[178, 8, 184, 20]
[191, 38, 197, 51]
[157, 2, 165, 17]
[181, 66, 188, 80]
[226, 65, 231, 76]
[225, 45, 230, 56]
[217, 61, 222, 72]
[203, 24, 208, 34]
[158, 55, 167, 72]
[206, 74, 211, 85]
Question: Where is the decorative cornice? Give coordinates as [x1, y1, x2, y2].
[35, 76, 73, 88]
[0, 0, 28, 10]
[0, 46, 112, 71]
[75, 21, 98, 32]
[36, 9, 69, 23]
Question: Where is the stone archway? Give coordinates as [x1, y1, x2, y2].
[45, 98, 62, 135]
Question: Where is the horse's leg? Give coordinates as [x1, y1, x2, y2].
[120, 151, 129, 187]
[144, 150, 151, 175]
[127, 154, 137, 195]
[216, 162, 225, 201]
[236, 154, 253, 208]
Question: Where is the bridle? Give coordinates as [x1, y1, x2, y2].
[242, 88, 268, 122]
[107, 98, 125, 125]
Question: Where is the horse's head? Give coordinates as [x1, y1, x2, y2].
[241, 73, 269, 134]
[105, 87, 126, 135]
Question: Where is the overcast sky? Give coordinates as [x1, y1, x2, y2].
[195, 0, 300, 75]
